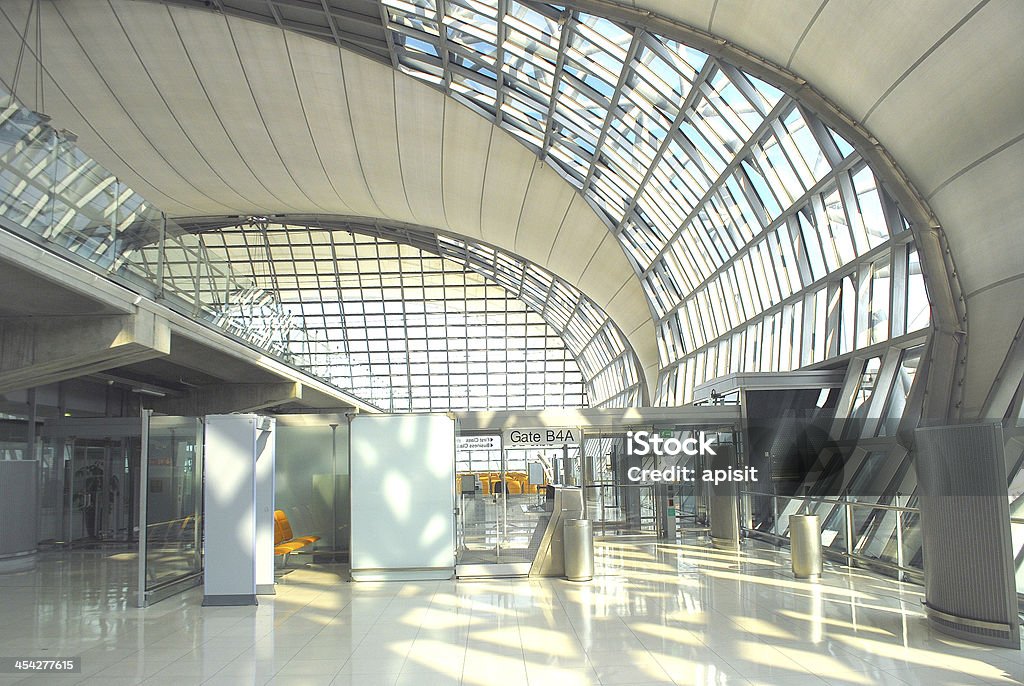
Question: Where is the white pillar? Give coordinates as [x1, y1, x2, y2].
[203, 414, 274, 606]
[255, 417, 276, 594]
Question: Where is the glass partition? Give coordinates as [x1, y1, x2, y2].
[138, 413, 202, 606]
[456, 444, 556, 570]
[275, 415, 349, 556]
[581, 432, 657, 533]
[36, 418, 142, 548]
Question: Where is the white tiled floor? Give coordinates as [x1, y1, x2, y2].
[0, 535, 1020, 685]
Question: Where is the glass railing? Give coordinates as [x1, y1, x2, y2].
[0, 89, 320, 370]
[745, 495, 1024, 608]
[1013, 514, 1024, 602]
[742, 491, 923, 581]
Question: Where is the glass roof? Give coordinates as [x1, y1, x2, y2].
[128, 220, 643, 410]
[381, 0, 930, 402]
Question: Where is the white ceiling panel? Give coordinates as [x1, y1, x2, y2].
[478, 129, 536, 247]
[0, 2, 216, 214]
[440, 102, 491, 239]
[514, 164, 577, 267]
[110, 2, 275, 212]
[547, 195, 610, 285]
[708, 0, 820, 68]
[627, 327, 660, 395]
[928, 139, 1024, 295]
[171, 9, 310, 212]
[608, 283, 654, 339]
[791, 0, 977, 121]
[863, 0, 1024, 197]
[394, 74, 447, 229]
[337, 52, 414, 222]
[56, 2, 248, 212]
[578, 235, 632, 305]
[228, 17, 346, 212]
[959, 282, 1024, 417]
[285, 32, 380, 217]
[631, 0, 715, 31]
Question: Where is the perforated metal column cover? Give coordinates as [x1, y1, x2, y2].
[914, 423, 1019, 648]
[708, 445, 740, 550]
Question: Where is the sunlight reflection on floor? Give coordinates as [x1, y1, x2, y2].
[0, 536, 1019, 685]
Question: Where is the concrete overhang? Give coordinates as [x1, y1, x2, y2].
[0, 226, 379, 413]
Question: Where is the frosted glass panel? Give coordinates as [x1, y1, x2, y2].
[276, 421, 348, 551]
[350, 414, 455, 580]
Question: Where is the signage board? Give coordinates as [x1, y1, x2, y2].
[455, 435, 501, 452]
[501, 427, 581, 449]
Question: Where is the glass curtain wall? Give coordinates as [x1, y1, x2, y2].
[168, 226, 592, 412]
[378, 0, 933, 403]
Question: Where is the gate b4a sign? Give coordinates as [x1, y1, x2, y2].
[502, 427, 581, 449]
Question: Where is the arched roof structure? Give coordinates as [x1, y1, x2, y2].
[0, 0, 1020, 418]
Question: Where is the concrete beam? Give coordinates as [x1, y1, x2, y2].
[146, 382, 303, 416]
[0, 311, 171, 393]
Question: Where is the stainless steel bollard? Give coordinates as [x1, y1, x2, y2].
[790, 514, 823, 581]
[563, 519, 594, 582]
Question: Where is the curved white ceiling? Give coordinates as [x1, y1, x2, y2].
[2, 0, 1021, 414]
[0, 0, 659, 397]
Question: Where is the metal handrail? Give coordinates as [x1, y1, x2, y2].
[744, 494, 1022, 598]
[739, 490, 921, 581]
[741, 492, 918, 514]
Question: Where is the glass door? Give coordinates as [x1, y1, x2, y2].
[137, 412, 203, 607]
[495, 448, 552, 565]
[582, 432, 657, 534]
[60, 436, 138, 547]
[455, 441, 563, 576]
[456, 442, 502, 565]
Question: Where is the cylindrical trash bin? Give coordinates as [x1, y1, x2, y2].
[563, 519, 594, 582]
[790, 514, 822, 581]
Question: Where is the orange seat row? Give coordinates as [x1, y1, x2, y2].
[273, 509, 320, 557]
[457, 471, 545, 495]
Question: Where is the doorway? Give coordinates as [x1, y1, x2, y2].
[455, 440, 582, 576]
[39, 417, 143, 549]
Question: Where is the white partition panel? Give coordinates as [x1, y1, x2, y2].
[254, 418, 276, 595]
[350, 414, 455, 581]
[203, 414, 274, 605]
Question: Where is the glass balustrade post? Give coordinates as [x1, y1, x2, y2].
[844, 498, 854, 565]
[895, 494, 905, 581]
[192, 243, 203, 317]
[771, 493, 778, 537]
[109, 178, 118, 271]
[47, 128, 58, 234]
